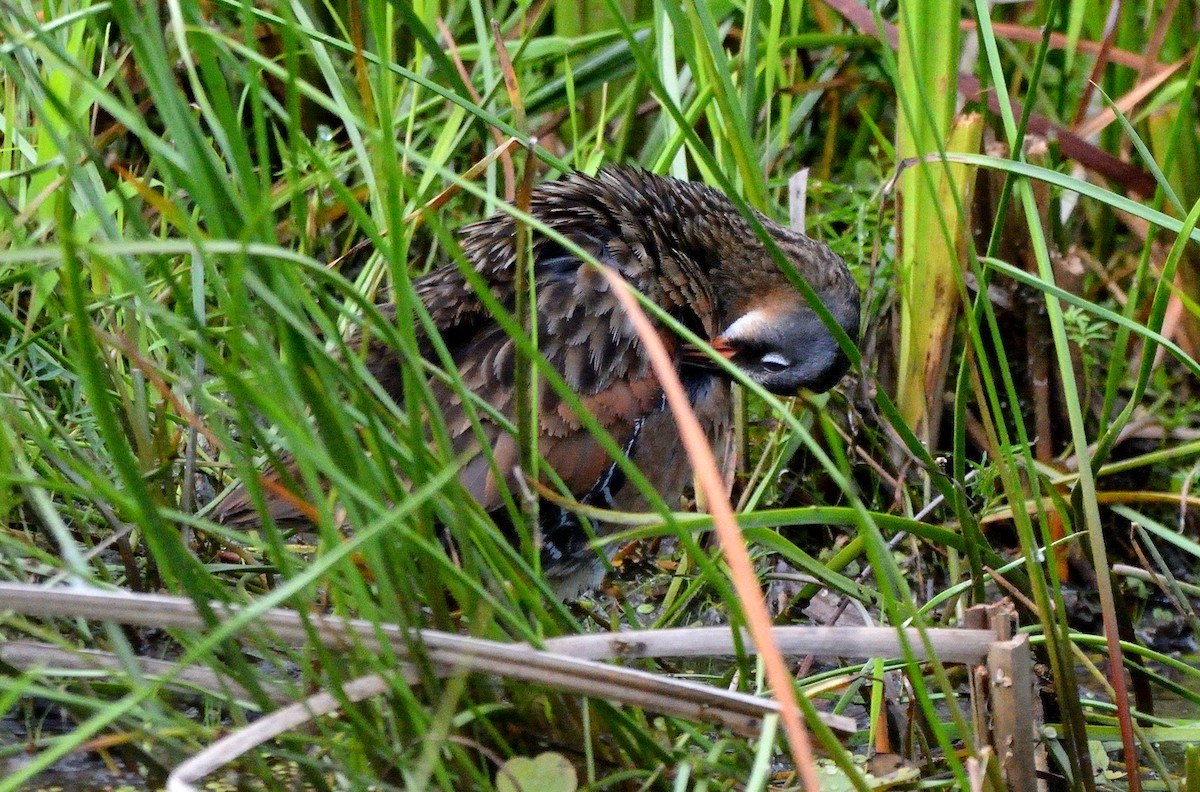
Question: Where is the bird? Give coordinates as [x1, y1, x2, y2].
[214, 167, 860, 596]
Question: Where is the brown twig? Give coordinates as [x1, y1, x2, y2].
[1070, 0, 1122, 129]
[436, 17, 516, 200]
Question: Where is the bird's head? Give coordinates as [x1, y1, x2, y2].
[546, 167, 860, 396]
[699, 225, 860, 396]
[709, 290, 859, 395]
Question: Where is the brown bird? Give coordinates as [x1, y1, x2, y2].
[215, 167, 859, 596]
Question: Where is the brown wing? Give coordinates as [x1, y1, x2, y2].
[213, 230, 681, 527]
[214, 169, 727, 530]
[428, 238, 678, 512]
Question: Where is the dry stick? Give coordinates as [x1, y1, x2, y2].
[594, 267, 823, 791]
[543, 625, 995, 665]
[982, 566, 1040, 616]
[0, 640, 284, 705]
[167, 674, 392, 792]
[0, 583, 845, 737]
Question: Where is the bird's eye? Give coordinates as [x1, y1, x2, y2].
[760, 352, 790, 373]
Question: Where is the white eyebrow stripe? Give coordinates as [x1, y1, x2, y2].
[719, 309, 771, 340]
[762, 352, 790, 367]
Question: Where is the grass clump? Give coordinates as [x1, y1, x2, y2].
[2, 0, 1200, 790]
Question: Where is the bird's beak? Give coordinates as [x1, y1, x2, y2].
[682, 337, 736, 367]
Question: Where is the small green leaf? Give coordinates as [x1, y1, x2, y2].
[1089, 740, 1111, 773]
[496, 752, 578, 792]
